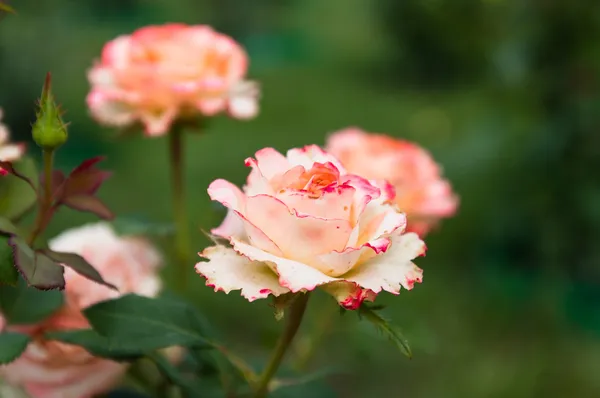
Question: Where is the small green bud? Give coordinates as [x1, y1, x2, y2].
[32, 72, 68, 150]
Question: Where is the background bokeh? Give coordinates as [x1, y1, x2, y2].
[2, 0, 600, 397]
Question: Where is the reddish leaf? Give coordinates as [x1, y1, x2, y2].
[62, 195, 114, 220]
[0, 161, 37, 193]
[59, 157, 112, 199]
[40, 250, 117, 291]
[9, 236, 65, 290]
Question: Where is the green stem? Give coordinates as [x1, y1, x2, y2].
[42, 149, 53, 206]
[28, 149, 54, 245]
[168, 125, 190, 292]
[253, 293, 311, 398]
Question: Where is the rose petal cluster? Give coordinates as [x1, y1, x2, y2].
[87, 23, 259, 136]
[0, 223, 162, 398]
[326, 128, 458, 236]
[0, 108, 25, 175]
[195, 145, 426, 309]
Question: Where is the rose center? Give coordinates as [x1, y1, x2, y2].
[287, 162, 340, 199]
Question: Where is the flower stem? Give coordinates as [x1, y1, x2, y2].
[168, 124, 190, 292]
[42, 149, 53, 205]
[253, 293, 311, 398]
[28, 148, 54, 245]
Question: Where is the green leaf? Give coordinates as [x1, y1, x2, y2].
[0, 158, 39, 221]
[83, 294, 210, 352]
[0, 277, 64, 324]
[45, 329, 144, 362]
[111, 217, 175, 238]
[147, 352, 203, 397]
[9, 236, 65, 290]
[358, 304, 412, 358]
[0, 332, 30, 364]
[0, 217, 19, 236]
[40, 249, 117, 290]
[0, 236, 17, 286]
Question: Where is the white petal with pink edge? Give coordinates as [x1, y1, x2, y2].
[196, 245, 289, 301]
[230, 239, 337, 292]
[343, 233, 425, 294]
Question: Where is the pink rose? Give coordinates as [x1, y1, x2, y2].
[326, 128, 458, 236]
[87, 23, 259, 136]
[0, 108, 25, 175]
[195, 146, 425, 310]
[0, 222, 162, 398]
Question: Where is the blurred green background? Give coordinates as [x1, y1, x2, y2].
[3, 0, 600, 397]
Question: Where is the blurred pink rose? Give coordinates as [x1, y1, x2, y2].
[326, 128, 458, 236]
[196, 145, 425, 310]
[87, 23, 259, 136]
[0, 222, 162, 398]
[0, 108, 25, 175]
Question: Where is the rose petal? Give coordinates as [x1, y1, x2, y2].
[251, 148, 290, 180]
[0, 125, 8, 145]
[101, 36, 132, 67]
[313, 246, 369, 277]
[207, 180, 281, 253]
[286, 145, 346, 172]
[357, 204, 406, 246]
[244, 157, 274, 196]
[197, 98, 227, 116]
[139, 108, 177, 137]
[231, 239, 337, 292]
[196, 245, 289, 301]
[23, 359, 125, 398]
[245, 195, 353, 261]
[277, 184, 355, 221]
[86, 91, 135, 127]
[344, 233, 425, 295]
[0, 143, 25, 162]
[87, 67, 115, 89]
[208, 179, 246, 215]
[212, 209, 246, 240]
[320, 281, 376, 310]
[227, 81, 259, 118]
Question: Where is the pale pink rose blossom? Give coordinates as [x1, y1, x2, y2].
[195, 145, 426, 310]
[326, 128, 458, 236]
[87, 23, 259, 136]
[0, 223, 162, 398]
[0, 108, 26, 175]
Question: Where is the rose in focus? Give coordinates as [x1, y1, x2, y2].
[195, 145, 426, 309]
[87, 23, 259, 136]
[0, 108, 25, 175]
[0, 222, 162, 398]
[326, 128, 458, 236]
